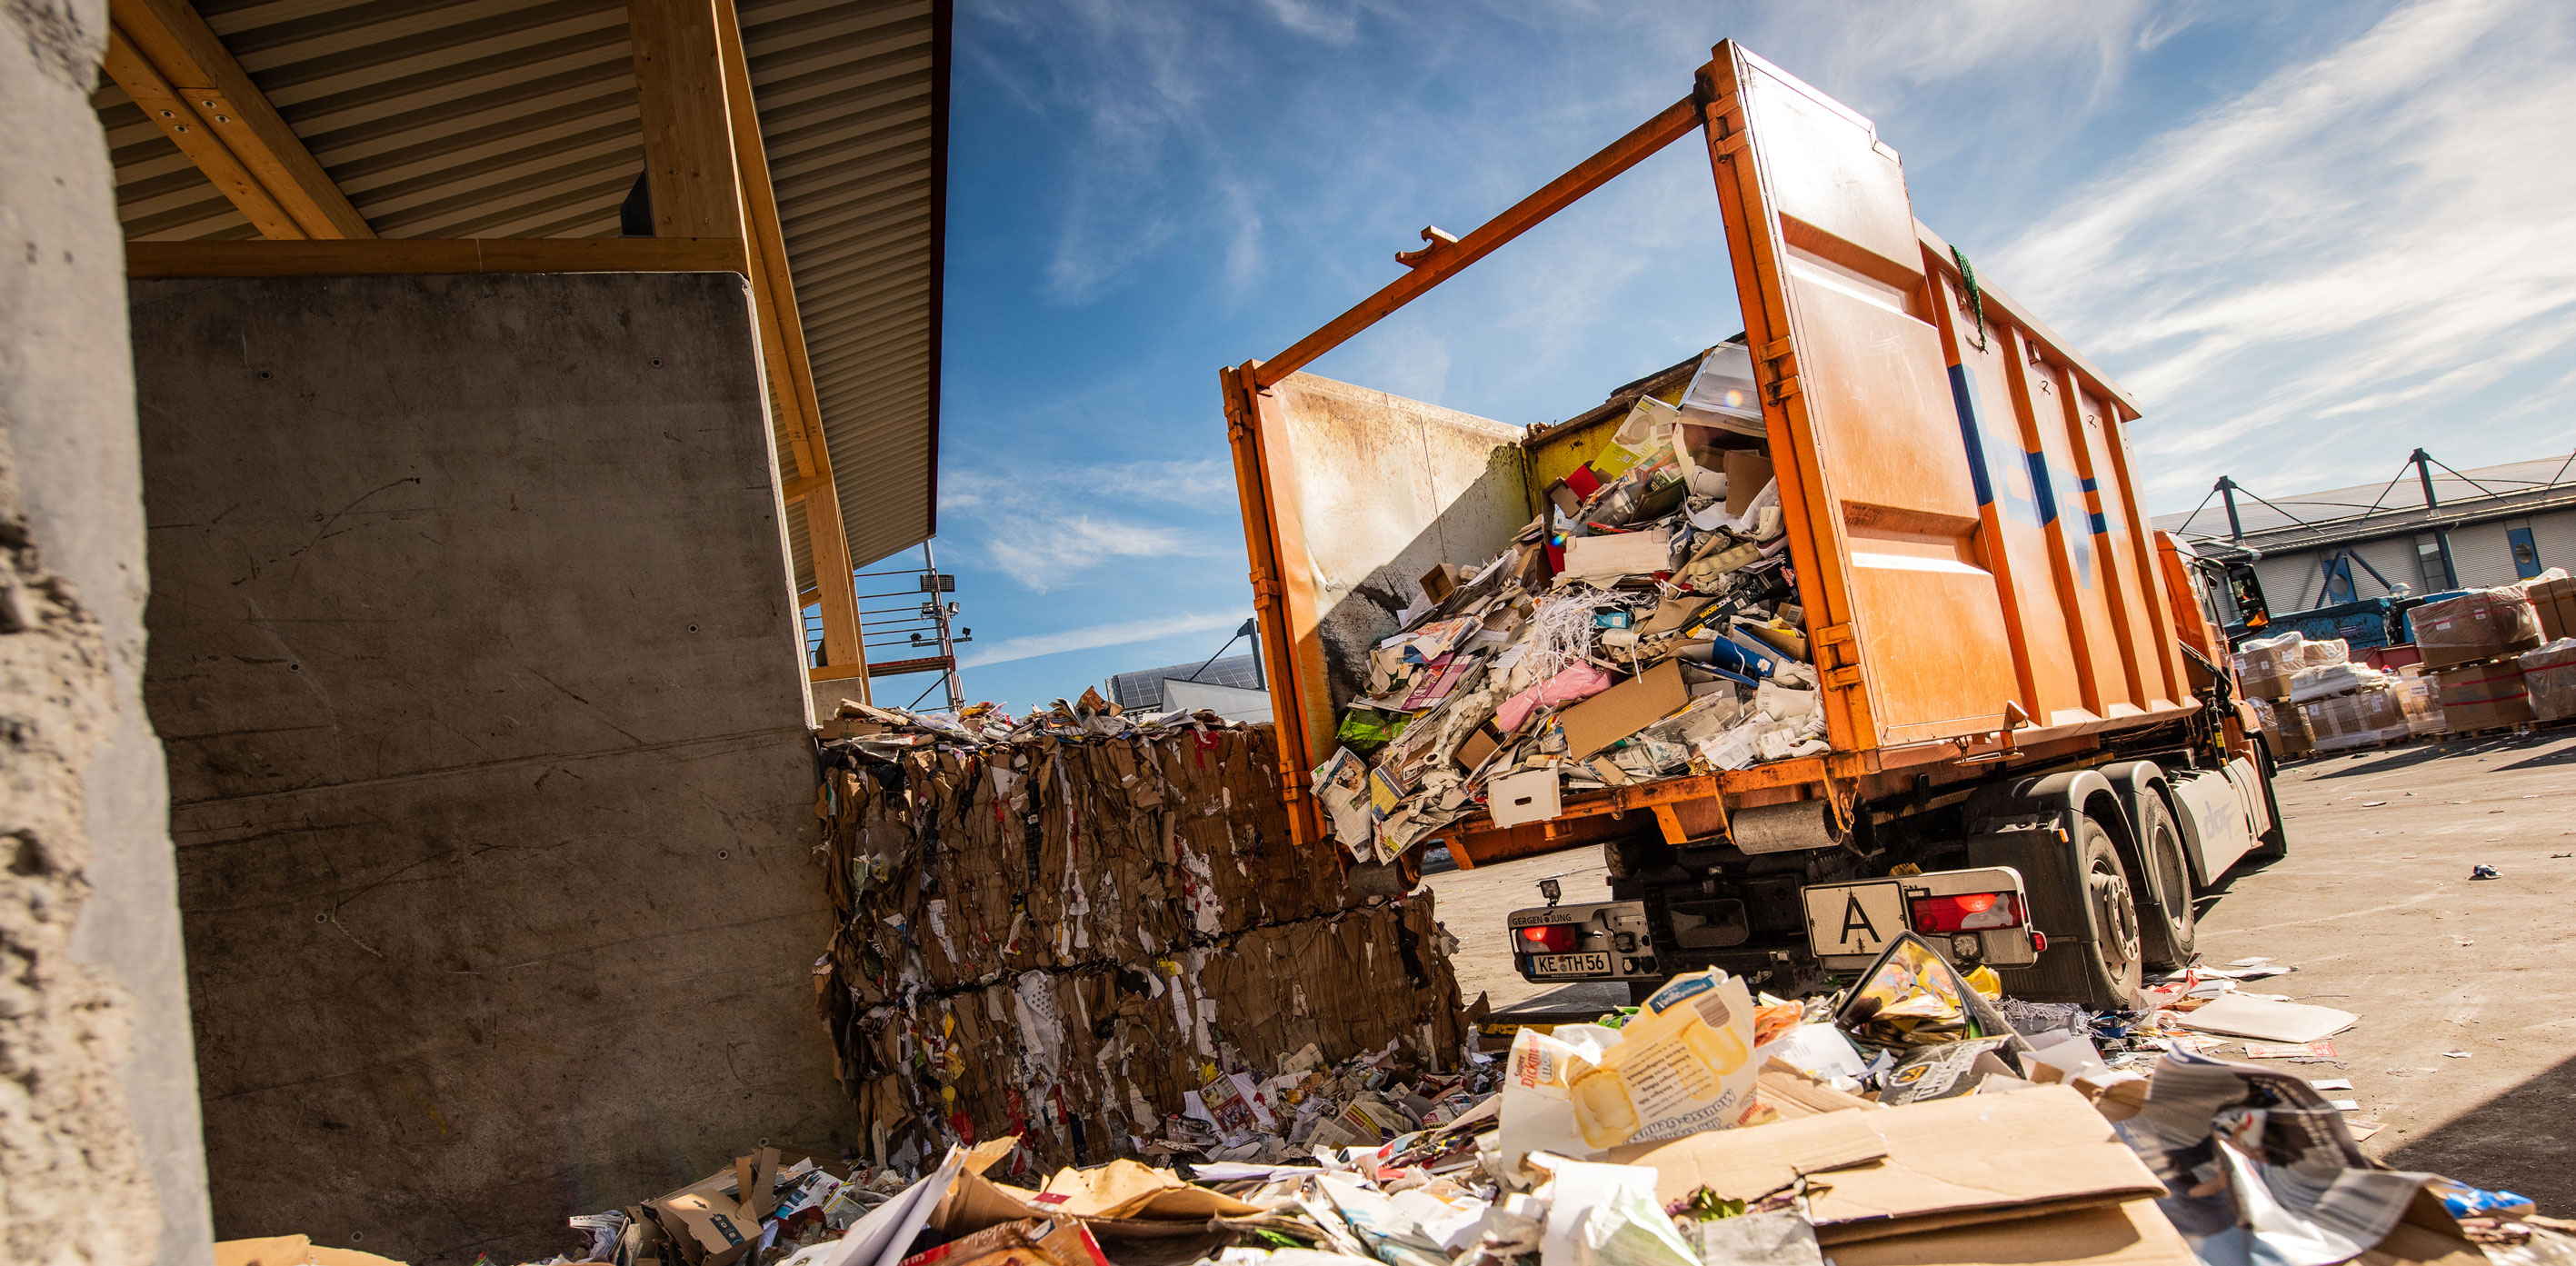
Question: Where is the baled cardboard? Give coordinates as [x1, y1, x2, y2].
[1825, 1201, 2195, 1266]
[1606, 1085, 2164, 1244]
[1559, 659, 1690, 759]
[1723, 451, 1774, 517]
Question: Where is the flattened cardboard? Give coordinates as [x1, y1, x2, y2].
[1562, 530, 1672, 581]
[1756, 1058, 1879, 1119]
[1724, 451, 1774, 517]
[1826, 1201, 2195, 1266]
[1560, 659, 1689, 759]
[1607, 1085, 2163, 1244]
[1455, 726, 1503, 773]
[214, 1238, 411, 1266]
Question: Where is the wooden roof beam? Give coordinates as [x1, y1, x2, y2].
[106, 0, 373, 239]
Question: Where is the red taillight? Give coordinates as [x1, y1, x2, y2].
[1909, 892, 2022, 932]
[1517, 923, 1577, 954]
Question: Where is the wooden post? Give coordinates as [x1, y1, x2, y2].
[629, 0, 748, 246]
[704, 0, 868, 697]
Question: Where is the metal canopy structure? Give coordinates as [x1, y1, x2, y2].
[94, 0, 948, 697]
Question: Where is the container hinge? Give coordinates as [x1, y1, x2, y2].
[1816, 623, 1862, 691]
[1767, 374, 1801, 404]
[1759, 338, 1794, 363]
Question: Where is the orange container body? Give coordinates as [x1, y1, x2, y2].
[1225, 44, 2216, 863]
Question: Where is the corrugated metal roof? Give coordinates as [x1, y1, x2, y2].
[92, 0, 944, 587]
[2152, 454, 2576, 543]
[1106, 654, 1264, 713]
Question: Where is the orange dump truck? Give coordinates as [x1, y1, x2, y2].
[1222, 43, 2282, 1008]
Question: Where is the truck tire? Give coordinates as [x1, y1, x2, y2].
[2071, 817, 2144, 1010]
[2133, 795, 2199, 971]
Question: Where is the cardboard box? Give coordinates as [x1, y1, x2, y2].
[1559, 659, 1689, 758]
[2411, 589, 2541, 670]
[2517, 641, 2576, 723]
[645, 1151, 779, 1266]
[2529, 576, 2576, 643]
[1418, 562, 1460, 605]
[2434, 662, 2532, 732]
[1606, 1084, 2163, 1244]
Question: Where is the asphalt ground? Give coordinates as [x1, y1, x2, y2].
[1423, 728, 2576, 1210]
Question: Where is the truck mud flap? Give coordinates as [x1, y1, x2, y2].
[1965, 822, 2099, 1004]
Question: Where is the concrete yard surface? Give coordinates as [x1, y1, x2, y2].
[1425, 729, 2576, 1211]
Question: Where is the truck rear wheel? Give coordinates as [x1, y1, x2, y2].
[2135, 795, 2199, 971]
[2072, 818, 2144, 1010]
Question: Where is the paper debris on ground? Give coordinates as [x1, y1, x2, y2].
[2173, 994, 2358, 1043]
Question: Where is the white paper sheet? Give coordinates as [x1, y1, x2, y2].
[2176, 994, 2358, 1043]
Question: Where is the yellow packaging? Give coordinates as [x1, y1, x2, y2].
[1498, 969, 1759, 1167]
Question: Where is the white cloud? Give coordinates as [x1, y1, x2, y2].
[1987, 0, 2576, 503]
[958, 609, 1249, 668]
[979, 513, 1225, 593]
[942, 454, 1240, 593]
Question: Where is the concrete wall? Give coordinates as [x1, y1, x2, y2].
[2, 5, 211, 1266]
[133, 273, 854, 1263]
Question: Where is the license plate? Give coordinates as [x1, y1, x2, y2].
[1531, 952, 1611, 976]
[1802, 880, 1906, 962]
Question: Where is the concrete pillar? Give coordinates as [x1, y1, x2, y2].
[1, 4, 216, 1266]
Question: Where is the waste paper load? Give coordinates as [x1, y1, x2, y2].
[360, 929, 2572, 1266]
[813, 701, 1476, 1172]
[1306, 345, 1832, 864]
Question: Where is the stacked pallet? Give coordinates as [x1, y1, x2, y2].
[2416, 588, 2545, 733]
[812, 723, 1473, 1174]
[2236, 632, 2411, 754]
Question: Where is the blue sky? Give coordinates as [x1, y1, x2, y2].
[917, 0, 2576, 713]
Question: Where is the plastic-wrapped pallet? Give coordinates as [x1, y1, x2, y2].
[2392, 666, 2445, 736]
[2296, 636, 2351, 668]
[2521, 638, 2576, 723]
[2233, 631, 2303, 701]
[2413, 587, 2542, 670]
[2300, 683, 2408, 753]
[2288, 661, 2383, 703]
